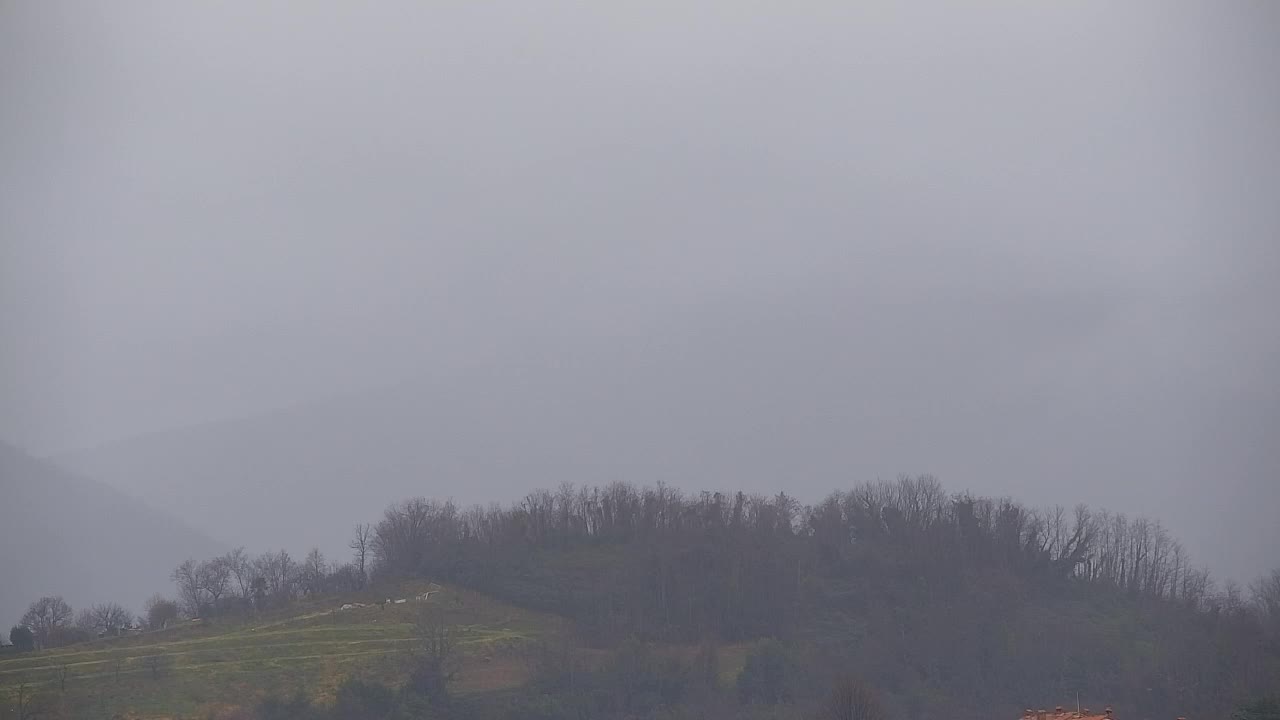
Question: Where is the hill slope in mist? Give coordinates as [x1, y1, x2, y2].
[55, 294, 1279, 581]
[54, 300, 1041, 560]
[0, 441, 223, 627]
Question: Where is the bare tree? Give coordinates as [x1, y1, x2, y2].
[20, 596, 72, 650]
[142, 654, 172, 680]
[1213, 579, 1249, 616]
[73, 608, 96, 634]
[171, 559, 204, 616]
[87, 602, 132, 637]
[302, 547, 328, 595]
[223, 547, 254, 600]
[1251, 568, 1280, 634]
[14, 683, 46, 720]
[254, 550, 298, 601]
[407, 606, 459, 699]
[198, 556, 233, 610]
[820, 676, 887, 720]
[173, 556, 234, 616]
[55, 664, 69, 692]
[373, 497, 440, 577]
[328, 562, 365, 592]
[144, 594, 180, 631]
[350, 523, 372, 588]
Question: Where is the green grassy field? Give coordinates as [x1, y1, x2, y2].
[0, 583, 558, 718]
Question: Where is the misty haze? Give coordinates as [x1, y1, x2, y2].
[1, 3, 1277, 720]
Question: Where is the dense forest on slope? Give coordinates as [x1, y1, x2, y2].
[365, 476, 1280, 719]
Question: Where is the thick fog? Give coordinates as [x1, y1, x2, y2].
[2, 2, 1277, 584]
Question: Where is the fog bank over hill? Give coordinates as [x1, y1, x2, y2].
[0, 441, 223, 627]
[61, 286, 1280, 584]
[3, 2, 1278, 586]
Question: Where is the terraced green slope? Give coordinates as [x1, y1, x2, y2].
[0, 583, 558, 718]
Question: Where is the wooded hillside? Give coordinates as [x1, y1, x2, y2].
[367, 476, 1280, 719]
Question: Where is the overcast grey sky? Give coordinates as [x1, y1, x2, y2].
[2, 2, 1277, 580]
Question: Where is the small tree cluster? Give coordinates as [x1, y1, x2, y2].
[19, 596, 72, 650]
[8, 625, 35, 652]
[172, 547, 363, 618]
[74, 602, 132, 637]
[143, 594, 180, 630]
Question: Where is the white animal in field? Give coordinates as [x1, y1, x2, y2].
[394, 598, 407, 604]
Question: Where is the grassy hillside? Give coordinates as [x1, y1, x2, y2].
[0, 582, 557, 718]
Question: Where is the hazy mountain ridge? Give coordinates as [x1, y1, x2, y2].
[0, 441, 224, 627]
[56, 291, 1279, 583]
[53, 296, 1046, 561]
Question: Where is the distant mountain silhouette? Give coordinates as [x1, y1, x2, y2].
[54, 307, 929, 563]
[54, 293, 1279, 583]
[0, 440, 223, 627]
